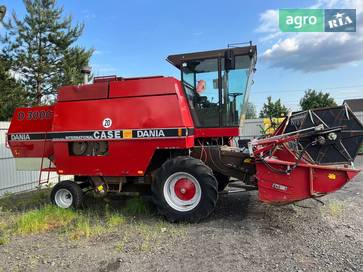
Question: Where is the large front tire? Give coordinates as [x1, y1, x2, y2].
[152, 156, 218, 223]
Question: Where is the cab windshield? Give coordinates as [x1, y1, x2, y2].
[180, 52, 255, 128]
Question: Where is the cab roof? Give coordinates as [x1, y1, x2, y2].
[166, 45, 257, 69]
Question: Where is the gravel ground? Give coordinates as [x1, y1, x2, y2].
[1, 157, 363, 272]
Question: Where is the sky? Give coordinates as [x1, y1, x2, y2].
[1, 0, 363, 113]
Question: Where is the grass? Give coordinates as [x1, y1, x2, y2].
[136, 223, 159, 251]
[0, 189, 186, 249]
[13, 205, 76, 235]
[0, 214, 10, 245]
[0, 235, 9, 246]
[322, 200, 345, 218]
[67, 215, 106, 240]
[107, 213, 126, 227]
[114, 230, 129, 252]
[104, 203, 126, 227]
[358, 143, 363, 155]
[124, 197, 150, 215]
[0, 189, 50, 211]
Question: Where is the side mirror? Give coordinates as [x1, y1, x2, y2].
[0, 5, 6, 22]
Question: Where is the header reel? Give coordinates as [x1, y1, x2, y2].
[281, 105, 363, 165]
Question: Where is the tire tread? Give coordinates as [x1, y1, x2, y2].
[151, 156, 218, 223]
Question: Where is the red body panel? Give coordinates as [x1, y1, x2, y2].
[52, 95, 187, 131]
[109, 77, 177, 98]
[7, 77, 200, 176]
[194, 127, 239, 138]
[8, 106, 54, 158]
[9, 106, 54, 132]
[57, 82, 109, 101]
[54, 139, 192, 176]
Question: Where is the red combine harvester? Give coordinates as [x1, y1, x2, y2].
[7, 44, 363, 222]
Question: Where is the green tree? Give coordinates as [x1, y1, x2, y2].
[0, 5, 6, 22]
[300, 89, 337, 111]
[245, 102, 257, 119]
[0, 56, 28, 120]
[60, 46, 93, 86]
[1, 0, 93, 105]
[259, 96, 288, 118]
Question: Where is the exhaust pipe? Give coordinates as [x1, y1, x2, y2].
[81, 66, 91, 84]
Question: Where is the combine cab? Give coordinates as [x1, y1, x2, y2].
[6, 44, 363, 222]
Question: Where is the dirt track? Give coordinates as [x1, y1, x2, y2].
[1, 158, 363, 272]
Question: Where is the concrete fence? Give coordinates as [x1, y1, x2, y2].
[239, 118, 264, 140]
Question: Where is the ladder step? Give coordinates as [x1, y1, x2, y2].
[38, 131, 53, 185]
[41, 167, 57, 172]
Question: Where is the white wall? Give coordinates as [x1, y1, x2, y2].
[239, 118, 264, 139]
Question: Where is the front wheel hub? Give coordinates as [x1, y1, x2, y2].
[163, 172, 202, 212]
[174, 178, 196, 201]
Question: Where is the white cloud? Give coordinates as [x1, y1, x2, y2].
[257, 0, 363, 72]
[255, 9, 283, 42]
[312, 0, 363, 10]
[256, 9, 279, 33]
[91, 63, 117, 75]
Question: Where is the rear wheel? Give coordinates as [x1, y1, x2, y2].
[50, 180, 84, 209]
[152, 156, 218, 222]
